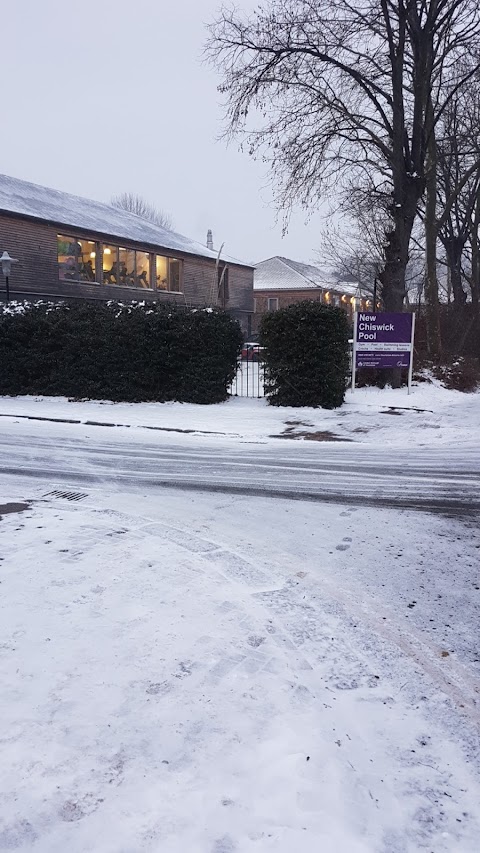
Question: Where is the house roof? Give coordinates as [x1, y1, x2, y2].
[254, 256, 358, 295]
[0, 174, 252, 268]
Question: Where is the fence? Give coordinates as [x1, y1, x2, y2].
[229, 356, 266, 398]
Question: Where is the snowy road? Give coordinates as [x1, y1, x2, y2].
[1, 418, 480, 511]
[2, 411, 480, 851]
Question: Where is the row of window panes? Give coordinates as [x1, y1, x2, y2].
[58, 236, 182, 291]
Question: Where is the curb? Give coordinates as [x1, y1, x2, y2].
[0, 412, 238, 437]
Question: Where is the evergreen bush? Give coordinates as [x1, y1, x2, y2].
[259, 301, 351, 408]
[0, 300, 242, 404]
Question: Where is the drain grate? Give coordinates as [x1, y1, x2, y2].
[43, 489, 89, 502]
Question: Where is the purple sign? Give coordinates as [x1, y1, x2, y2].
[356, 351, 411, 369]
[354, 312, 414, 371]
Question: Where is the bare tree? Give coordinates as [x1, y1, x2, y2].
[435, 77, 480, 308]
[410, 67, 480, 354]
[207, 0, 480, 324]
[111, 192, 173, 230]
[317, 199, 386, 300]
[468, 190, 480, 308]
[423, 91, 442, 356]
[319, 207, 424, 307]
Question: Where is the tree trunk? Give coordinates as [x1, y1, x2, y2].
[378, 185, 418, 387]
[379, 228, 408, 312]
[378, 229, 408, 387]
[471, 193, 480, 310]
[444, 237, 467, 307]
[424, 134, 442, 360]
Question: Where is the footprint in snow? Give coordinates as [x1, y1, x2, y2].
[212, 836, 237, 853]
[146, 681, 172, 696]
[340, 507, 359, 517]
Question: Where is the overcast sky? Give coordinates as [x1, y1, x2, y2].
[2, 0, 331, 266]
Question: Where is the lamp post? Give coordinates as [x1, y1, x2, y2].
[1, 251, 19, 304]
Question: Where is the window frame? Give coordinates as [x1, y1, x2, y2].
[267, 297, 279, 312]
[58, 233, 184, 292]
[57, 235, 100, 284]
[155, 254, 184, 293]
[167, 257, 183, 293]
[102, 244, 120, 285]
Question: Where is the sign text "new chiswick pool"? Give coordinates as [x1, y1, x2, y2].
[357, 315, 395, 339]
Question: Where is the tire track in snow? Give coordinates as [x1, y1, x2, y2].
[136, 511, 480, 720]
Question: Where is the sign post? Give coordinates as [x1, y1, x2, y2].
[351, 311, 358, 392]
[351, 311, 415, 394]
[406, 312, 416, 394]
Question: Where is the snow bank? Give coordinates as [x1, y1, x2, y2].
[0, 381, 478, 448]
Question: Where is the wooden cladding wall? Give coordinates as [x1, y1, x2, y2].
[182, 257, 254, 311]
[182, 257, 217, 305]
[0, 213, 254, 323]
[0, 214, 58, 296]
[228, 266, 254, 312]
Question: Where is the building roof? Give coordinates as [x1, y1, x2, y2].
[0, 174, 252, 268]
[254, 256, 358, 295]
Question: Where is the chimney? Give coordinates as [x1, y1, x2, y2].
[206, 229, 214, 251]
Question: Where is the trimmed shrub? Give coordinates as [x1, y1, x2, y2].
[0, 300, 242, 404]
[259, 301, 350, 408]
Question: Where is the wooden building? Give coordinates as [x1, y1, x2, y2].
[0, 174, 254, 333]
[253, 256, 368, 332]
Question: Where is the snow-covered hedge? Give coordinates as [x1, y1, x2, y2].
[260, 301, 350, 408]
[0, 300, 242, 403]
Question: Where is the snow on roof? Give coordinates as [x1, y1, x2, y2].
[254, 256, 358, 295]
[0, 174, 252, 268]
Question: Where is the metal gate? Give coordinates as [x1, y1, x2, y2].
[229, 356, 266, 398]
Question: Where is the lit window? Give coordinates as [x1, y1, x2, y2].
[103, 245, 120, 285]
[267, 297, 279, 311]
[136, 252, 151, 289]
[156, 255, 168, 290]
[58, 235, 98, 282]
[118, 248, 136, 286]
[59, 235, 180, 291]
[155, 255, 183, 291]
[103, 246, 152, 288]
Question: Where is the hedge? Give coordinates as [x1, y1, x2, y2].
[259, 301, 351, 408]
[0, 300, 243, 404]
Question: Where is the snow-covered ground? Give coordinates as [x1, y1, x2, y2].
[0, 380, 479, 448]
[1, 478, 480, 852]
[1, 383, 480, 851]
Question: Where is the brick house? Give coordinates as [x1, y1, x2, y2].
[252, 256, 369, 333]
